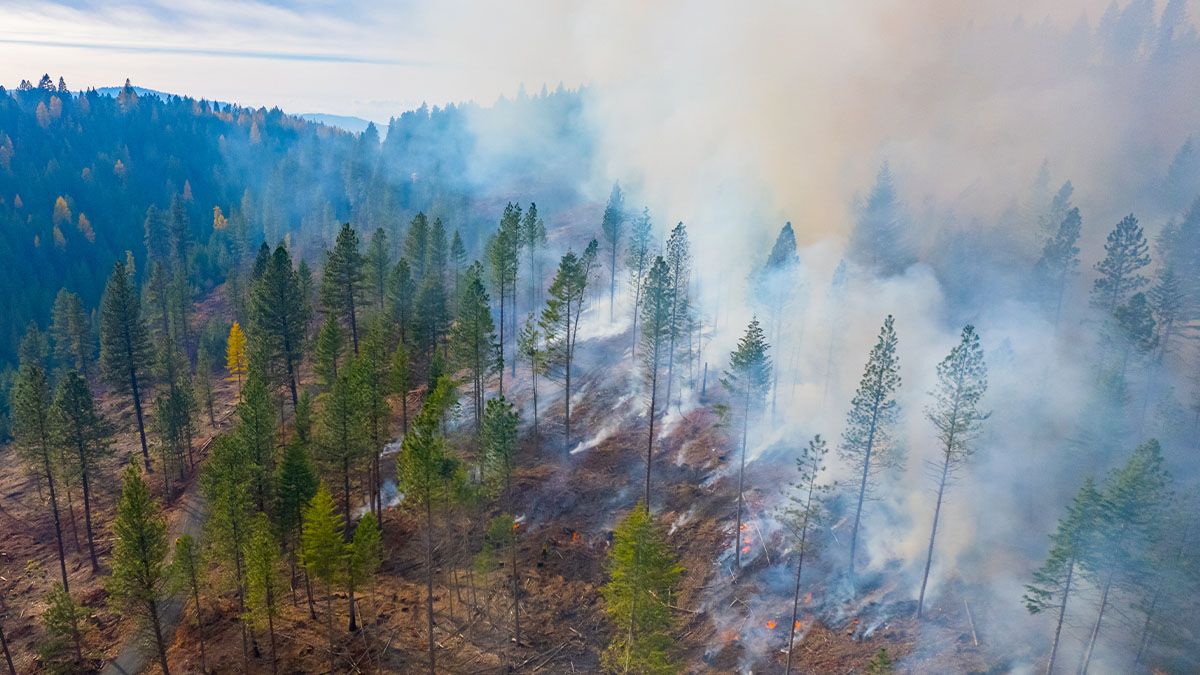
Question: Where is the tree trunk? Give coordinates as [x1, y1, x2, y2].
[916, 450, 951, 619]
[130, 366, 151, 471]
[425, 495, 436, 675]
[0, 615, 15, 675]
[326, 584, 336, 674]
[563, 301, 572, 452]
[349, 292, 360, 354]
[848, 400, 882, 577]
[148, 597, 171, 675]
[43, 454, 71, 592]
[78, 445, 100, 571]
[784, 482, 814, 675]
[190, 567, 207, 674]
[1045, 556, 1074, 675]
[1079, 572, 1113, 675]
[644, 354, 659, 510]
[733, 390, 749, 572]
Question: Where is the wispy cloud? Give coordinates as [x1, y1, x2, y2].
[0, 36, 431, 66]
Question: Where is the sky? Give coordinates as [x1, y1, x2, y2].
[1, 0, 1116, 123]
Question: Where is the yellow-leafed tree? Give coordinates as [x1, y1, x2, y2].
[226, 321, 249, 397]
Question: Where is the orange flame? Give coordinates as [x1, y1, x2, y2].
[741, 545, 751, 554]
[803, 592, 813, 604]
[572, 532, 579, 541]
[739, 523, 748, 531]
[513, 522, 520, 530]
[765, 620, 777, 629]
[794, 620, 802, 630]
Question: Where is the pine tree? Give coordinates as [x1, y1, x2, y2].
[1092, 214, 1151, 314]
[601, 181, 626, 321]
[194, 350, 216, 426]
[107, 464, 171, 675]
[481, 396, 522, 645]
[1112, 292, 1157, 391]
[397, 379, 462, 675]
[1024, 477, 1101, 675]
[639, 257, 674, 509]
[297, 258, 315, 339]
[314, 313, 345, 392]
[405, 212, 430, 282]
[917, 325, 989, 619]
[865, 648, 895, 674]
[451, 229, 468, 309]
[100, 260, 153, 470]
[388, 257, 416, 345]
[427, 217, 448, 285]
[275, 438, 319, 617]
[1148, 264, 1186, 361]
[451, 263, 499, 430]
[238, 371, 277, 513]
[350, 512, 383, 626]
[318, 367, 367, 537]
[488, 203, 522, 392]
[365, 227, 391, 312]
[11, 359, 71, 589]
[225, 321, 249, 397]
[779, 435, 833, 675]
[391, 341, 414, 435]
[40, 581, 85, 668]
[841, 315, 902, 577]
[169, 533, 207, 674]
[517, 317, 546, 453]
[663, 223, 691, 411]
[50, 288, 92, 383]
[252, 244, 308, 406]
[1032, 207, 1082, 328]
[722, 318, 771, 572]
[356, 320, 392, 521]
[850, 162, 915, 277]
[759, 222, 800, 418]
[322, 223, 365, 353]
[301, 486, 347, 674]
[245, 513, 284, 674]
[600, 501, 683, 674]
[202, 434, 256, 670]
[626, 207, 653, 360]
[413, 271, 449, 360]
[51, 372, 111, 573]
[521, 204, 547, 310]
[542, 249, 590, 450]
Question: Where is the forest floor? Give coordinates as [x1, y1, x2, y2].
[1, 285, 1011, 673]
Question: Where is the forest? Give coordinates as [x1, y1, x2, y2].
[2, 0, 1200, 673]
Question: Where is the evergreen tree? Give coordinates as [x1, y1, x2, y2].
[350, 512, 383, 626]
[365, 227, 391, 312]
[245, 513, 284, 674]
[11, 359, 71, 589]
[639, 257, 674, 509]
[387, 258, 416, 345]
[1112, 292, 1157, 391]
[1024, 477, 1102, 675]
[917, 325, 989, 619]
[1092, 214, 1151, 314]
[356, 320, 392, 521]
[865, 648, 895, 675]
[779, 435, 833, 675]
[427, 217, 448, 285]
[1148, 264, 1186, 361]
[413, 271, 449, 360]
[297, 258, 315, 339]
[100, 260, 153, 470]
[451, 262, 499, 430]
[1032, 207, 1082, 328]
[107, 464, 171, 675]
[252, 244, 308, 406]
[850, 162, 915, 276]
[521, 204, 547, 310]
[301, 486, 347, 674]
[275, 437, 319, 617]
[40, 581, 85, 668]
[541, 249, 590, 450]
[313, 313, 345, 392]
[759, 221, 800, 418]
[238, 371, 277, 513]
[391, 341, 414, 434]
[517, 317, 546, 453]
[722, 318, 771, 572]
[318, 367, 367, 536]
[488, 203, 522, 392]
[600, 501, 683, 674]
[202, 434, 256, 669]
[663, 223, 691, 410]
[451, 229, 468, 308]
[481, 396, 522, 645]
[194, 350, 216, 426]
[405, 212, 430, 282]
[601, 181, 626, 321]
[322, 223, 365, 353]
[225, 321, 249, 397]
[841, 315, 902, 577]
[626, 207, 653, 360]
[169, 533, 207, 674]
[50, 288, 92, 383]
[51, 372, 111, 573]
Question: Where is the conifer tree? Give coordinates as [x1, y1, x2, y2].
[225, 321, 249, 397]
[413, 272, 449, 359]
[865, 648, 895, 675]
[397, 379, 462, 675]
[917, 325, 989, 619]
[542, 249, 590, 450]
[405, 212, 430, 282]
[664, 223, 691, 410]
[350, 512, 383, 626]
[1092, 214, 1150, 314]
[722, 318, 771, 571]
[169, 533, 207, 674]
[841, 316, 902, 577]
[51, 372, 111, 573]
[301, 486, 347, 674]
[314, 313, 344, 392]
[850, 162, 915, 276]
[245, 513, 284, 674]
[391, 341, 414, 434]
[517, 317, 546, 452]
[1112, 292, 1157, 390]
[759, 222, 800, 416]
[451, 262, 499, 430]
[600, 501, 683, 674]
[322, 223, 365, 353]
[11, 359, 71, 589]
[297, 258, 315, 338]
[1032, 207, 1082, 329]
[1148, 264, 1185, 361]
[427, 217, 448, 284]
[202, 434, 256, 669]
[356, 320, 392, 520]
[1024, 477, 1101, 675]
[639, 257, 674, 509]
[238, 371, 277, 513]
[521, 204, 547, 308]
[50, 288, 92, 383]
[365, 227, 391, 312]
[100, 260, 153, 470]
[107, 464, 171, 675]
[601, 181, 626, 321]
[275, 437, 319, 616]
[779, 435, 833, 675]
[481, 396, 522, 645]
[252, 244, 308, 406]
[626, 207, 653, 360]
[488, 204, 522, 391]
[451, 229, 467, 306]
[387, 257, 416, 346]
[194, 350, 216, 426]
[41, 581, 85, 668]
[318, 367, 367, 535]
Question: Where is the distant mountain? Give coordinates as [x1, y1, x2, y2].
[299, 113, 376, 135]
[91, 85, 230, 108]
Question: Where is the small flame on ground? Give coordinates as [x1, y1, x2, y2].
[803, 592, 812, 604]
[572, 531, 579, 541]
[741, 545, 751, 554]
[794, 620, 801, 630]
[765, 620, 777, 629]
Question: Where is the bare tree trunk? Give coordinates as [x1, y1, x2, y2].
[1045, 556, 1074, 675]
[0, 615, 15, 675]
[917, 451, 951, 619]
[733, 390, 750, 572]
[1079, 572, 1113, 675]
